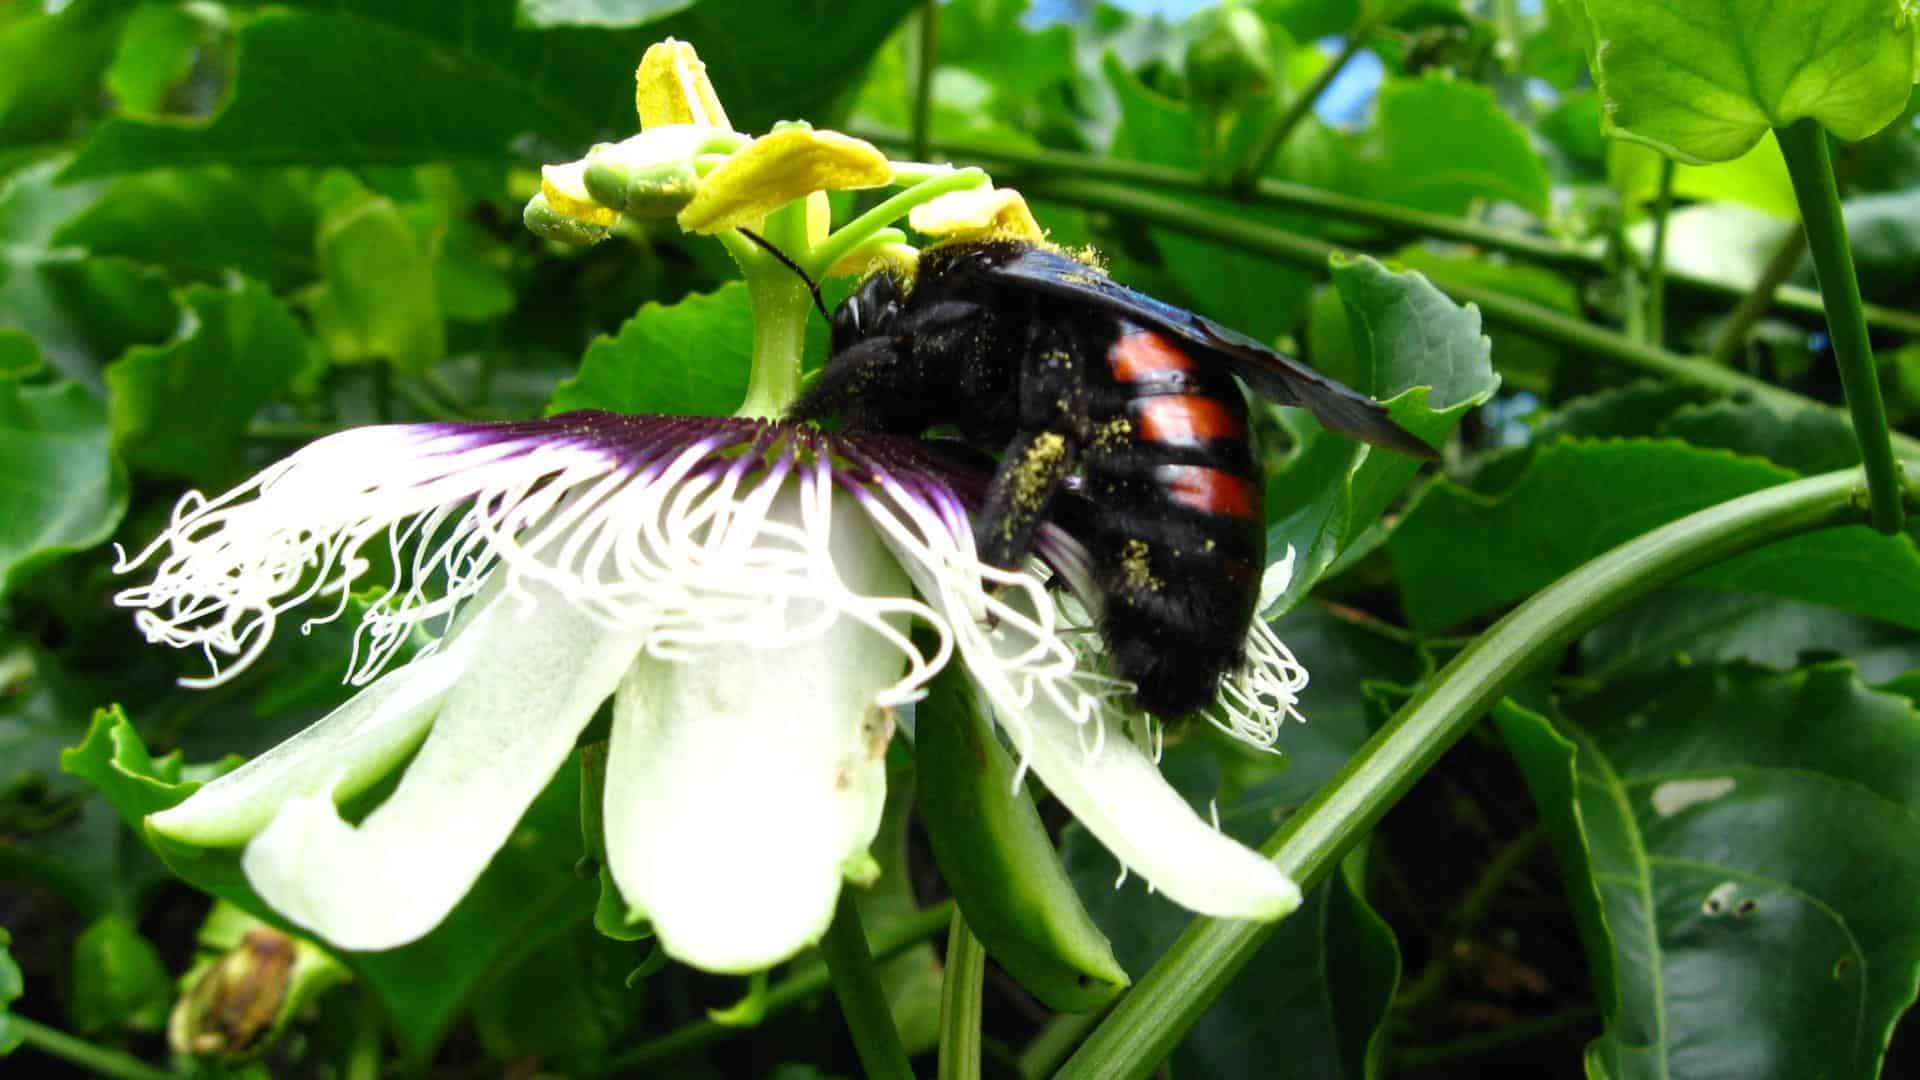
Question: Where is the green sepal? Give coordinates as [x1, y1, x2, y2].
[913, 668, 1130, 1012]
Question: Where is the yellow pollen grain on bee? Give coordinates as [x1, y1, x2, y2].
[1092, 417, 1132, 451]
[1119, 538, 1161, 592]
[1010, 432, 1068, 511]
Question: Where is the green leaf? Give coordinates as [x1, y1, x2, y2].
[2, 637, 100, 812]
[1388, 439, 1920, 633]
[1263, 255, 1498, 616]
[1499, 662, 1920, 1078]
[0, 0, 126, 151]
[549, 282, 824, 417]
[1610, 132, 1799, 220]
[67, 914, 170, 1035]
[470, 919, 644, 1068]
[103, 2, 221, 116]
[1580, 591, 1920, 687]
[517, 0, 697, 28]
[0, 159, 179, 387]
[1659, 400, 1862, 476]
[62, 706, 596, 1062]
[0, 380, 127, 598]
[107, 280, 309, 486]
[63, 0, 917, 177]
[1561, 0, 1917, 163]
[0, 927, 22, 1055]
[308, 193, 444, 372]
[1107, 53, 1332, 345]
[1364, 74, 1551, 216]
[55, 168, 320, 290]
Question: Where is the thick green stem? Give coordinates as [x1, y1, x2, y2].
[1777, 119, 1905, 533]
[1058, 465, 1903, 1079]
[602, 900, 953, 1072]
[1016, 176, 1920, 461]
[821, 891, 916, 1080]
[850, 130, 1920, 337]
[1230, 18, 1374, 192]
[1017, 1008, 1106, 1079]
[1708, 226, 1810, 367]
[1644, 157, 1676, 347]
[937, 912, 987, 1080]
[8, 1017, 176, 1080]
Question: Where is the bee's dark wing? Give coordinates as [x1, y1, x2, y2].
[979, 247, 1439, 460]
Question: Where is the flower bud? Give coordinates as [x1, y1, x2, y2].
[524, 191, 614, 246]
[168, 913, 348, 1063]
[1185, 5, 1276, 105]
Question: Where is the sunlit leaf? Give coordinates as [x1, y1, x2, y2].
[1559, 0, 1917, 162]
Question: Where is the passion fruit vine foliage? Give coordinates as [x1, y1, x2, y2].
[3, 1, 1919, 1077]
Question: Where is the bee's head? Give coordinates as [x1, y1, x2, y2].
[832, 271, 906, 354]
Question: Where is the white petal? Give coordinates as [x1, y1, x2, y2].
[604, 490, 907, 973]
[1014, 690, 1301, 921]
[148, 588, 505, 846]
[239, 581, 649, 951]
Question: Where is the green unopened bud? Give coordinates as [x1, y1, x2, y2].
[580, 125, 731, 218]
[167, 913, 348, 1064]
[1185, 5, 1276, 105]
[524, 191, 614, 246]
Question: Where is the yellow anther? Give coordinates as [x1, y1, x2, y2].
[635, 38, 732, 132]
[908, 186, 1045, 244]
[677, 127, 892, 234]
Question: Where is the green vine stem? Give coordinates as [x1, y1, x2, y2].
[1229, 11, 1381, 193]
[1708, 225, 1810, 367]
[1058, 464, 1909, 1079]
[1777, 119, 1905, 534]
[850, 130, 1920, 337]
[6, 1016, 177, 1080]
[1014, 176, 1920, 462]
[602, 900, 953, 1073]
[937, 912, 987, 1080]
[1644, 157, 1675, 347]
[819, 892, 915, 1080]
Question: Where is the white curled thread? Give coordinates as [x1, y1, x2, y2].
[116, 423, 944, 707]
[116, 417, 1306, 767]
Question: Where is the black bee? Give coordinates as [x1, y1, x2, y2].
[783, 239, 1434, 719]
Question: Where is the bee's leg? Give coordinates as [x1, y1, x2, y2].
[786, 339, 906, 428]
[975, 426, 1082, 569]
[973, 320, 1093, 569]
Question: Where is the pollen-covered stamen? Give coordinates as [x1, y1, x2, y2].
[114, 414, 978, 705]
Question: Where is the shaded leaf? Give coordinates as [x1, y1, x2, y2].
[56, 168, 320, 290]
[1580, 591, 1920, 687]
[67, 914, 169, 1034]
[107, 280, 309, 486]
[549, 281, 826, 417]
[0, 928, 21, 1055]
[308, 194, 444, 371]
[64, 0, 917, 177]
[1388, 439, 1920, 633]
[517, 0, 697, 29]
[1499, 662, 1920, 1077]
[0, 380, 127, 597]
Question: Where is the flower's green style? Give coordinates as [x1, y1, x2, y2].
[117, 40, 1306, 975]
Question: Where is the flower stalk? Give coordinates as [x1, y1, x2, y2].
[820, 892, 915, 1080]
[937, 912, 987, 1080]
[1776, 118, 1905, 533]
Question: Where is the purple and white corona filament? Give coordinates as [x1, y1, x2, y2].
[116, 412, 1305, 970]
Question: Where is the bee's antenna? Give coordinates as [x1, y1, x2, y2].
[737, 229, 829, 321]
